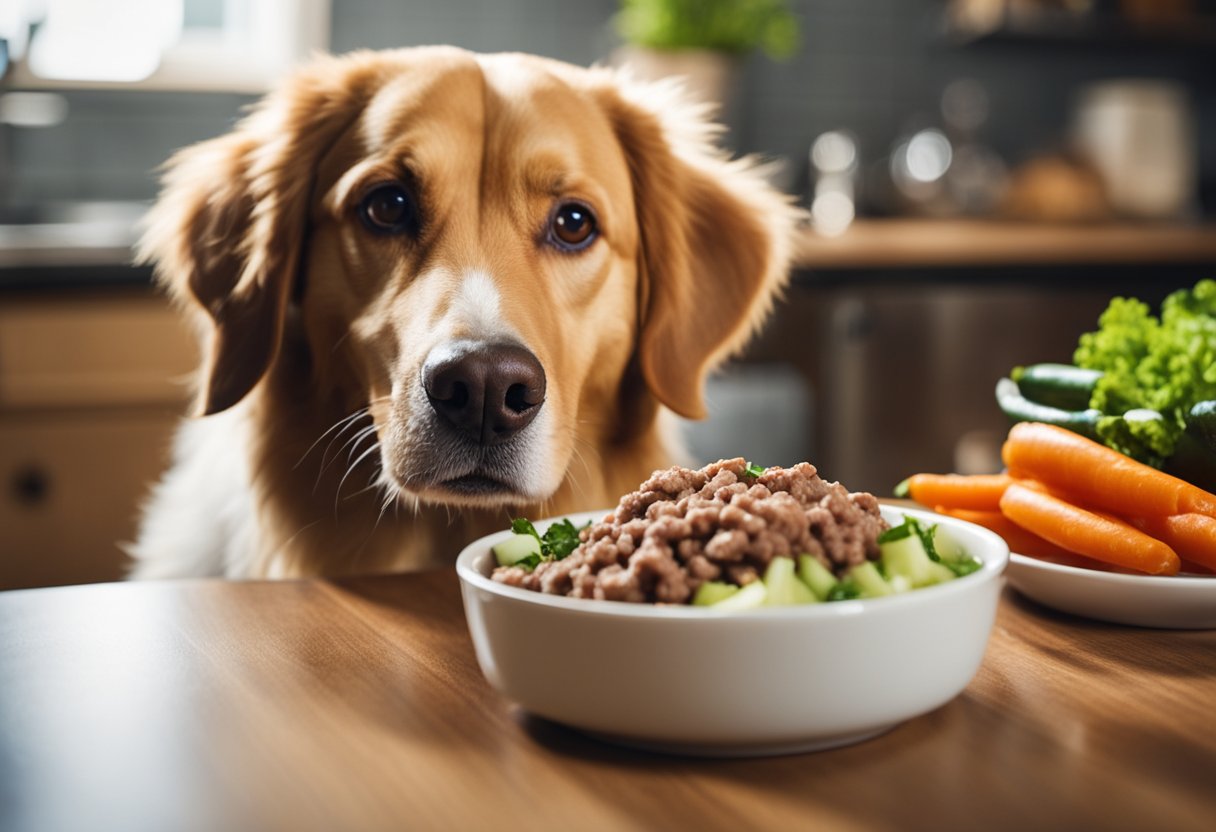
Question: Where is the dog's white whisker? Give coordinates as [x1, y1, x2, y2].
[315, 412, 373, 488]
[329, 423, 376, 469]
[329, 329, 353, 356]
[335, 441, 383, 514]
[315, 424, 378, 496]
[275, 517, 326, 572]
[365, 490, 393, 544]
[294, 407, 368, 470]
[564, 452, 591, 505]
[340, 481, 380, 502]
[342, 425, 380, 463]
[350, 482, 396, 566]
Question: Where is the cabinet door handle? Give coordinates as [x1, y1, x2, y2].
[12, 465, 51, 507]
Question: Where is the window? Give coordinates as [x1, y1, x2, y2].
[4, 0, 330, 92]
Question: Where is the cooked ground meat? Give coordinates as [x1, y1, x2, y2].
[492, 458, 888, 605]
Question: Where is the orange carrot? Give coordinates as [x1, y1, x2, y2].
[1002, 422, 1216, 520]
[933, 506, 1083, 562]
[1133, 514, 1216, 572]
[905, 473, 1013, 511]
[999, 483, 1180, 575]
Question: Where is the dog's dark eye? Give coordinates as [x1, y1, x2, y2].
[548, 202, 597, 251]
[359, 183, 418, 235]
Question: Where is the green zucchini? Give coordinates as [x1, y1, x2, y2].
[1163, 400, 1216, 492]
[995, 378, 1103, 439]
[1164, 431, 1216, 493]
[1011, 363, 1102, 411]
[1186, 400, 1216, 449]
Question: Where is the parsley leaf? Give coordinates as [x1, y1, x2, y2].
[914, 521, 942, 563]
[541, 518, 586, 560]
[744, 462, 766, 478]
[944, 556, 982, 578]
[826, 580, 860, 602]
[507, 516, 588, 568]
[877, 521, 914, 545]
[514, 553, 543, 571]
[511, 517, 542, 543]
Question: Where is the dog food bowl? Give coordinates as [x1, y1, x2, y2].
[457, 505, 1009, 757]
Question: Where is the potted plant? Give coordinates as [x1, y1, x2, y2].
[613, 0, 800, 109]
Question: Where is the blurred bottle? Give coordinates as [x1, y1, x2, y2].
[1073, 79, 1197, 220]
[808, 130, 859, 236]
[883, 79, 1007, 217]
[940, 79, 1008, 216]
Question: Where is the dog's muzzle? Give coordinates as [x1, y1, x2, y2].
[421, 340, 546, 446]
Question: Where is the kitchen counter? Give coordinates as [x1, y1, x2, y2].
[1, 566, 1212, 832]
[3, 212, 1216, 286]
[0, 201, 145, 271]
[793, 219, 1216, 270]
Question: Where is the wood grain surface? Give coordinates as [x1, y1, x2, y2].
[1, 572, 1213, 832]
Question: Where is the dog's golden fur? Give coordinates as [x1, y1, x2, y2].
[131, 47, 797, 579]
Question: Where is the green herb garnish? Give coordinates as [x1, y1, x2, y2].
[944, 557, 982, 578]
[826, 580, 860, 602]
[744, 462, 766, 478]
[509, 516, 588, 567]
[877, 521, 914, 545]
[540, 518, 585, 559]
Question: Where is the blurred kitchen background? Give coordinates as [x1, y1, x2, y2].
[2, 0, 1215, 588]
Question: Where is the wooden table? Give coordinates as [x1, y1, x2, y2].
[2, 572, 1214, 832]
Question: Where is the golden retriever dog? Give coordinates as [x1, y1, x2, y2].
[130, 46, 797, 579]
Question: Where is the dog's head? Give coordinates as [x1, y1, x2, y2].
[141, 47, 796, 509]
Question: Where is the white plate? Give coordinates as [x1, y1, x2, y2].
[1007, 553, 1216, 629]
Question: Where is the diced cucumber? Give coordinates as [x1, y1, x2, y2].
[881, 532, 938, 588]
[492, 533, 541, 567]
[711, 580, 768, 610]
[889, 574, 912, 594]
[925, 561, 958, 585]
[932, 525, 964, 562]
[797, 554, 838, 601]
[930, 525, 983, 577]
[693, 581, 739, 606]
[849, 561, 894, 598]
[764, 557, 819, 606]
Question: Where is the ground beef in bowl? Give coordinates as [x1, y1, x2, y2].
[492, 458, 889, 604]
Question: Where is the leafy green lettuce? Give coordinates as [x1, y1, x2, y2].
[1074, 279, 1216, 465]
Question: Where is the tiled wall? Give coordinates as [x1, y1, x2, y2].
[4, 91, 253, 203]
[3, 0, 1213, 209]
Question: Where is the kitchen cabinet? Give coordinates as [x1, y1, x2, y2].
[746, 280, 1134, 493]
[0, 291, 195, 589]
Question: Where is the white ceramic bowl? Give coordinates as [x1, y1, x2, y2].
[457, 505, 1009, 756]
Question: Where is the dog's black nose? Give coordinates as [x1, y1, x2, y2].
[422, 342, 547, 445]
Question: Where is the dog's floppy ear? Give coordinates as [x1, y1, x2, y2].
[138, 55, 380, 416]
[599, 76, 798, 420]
